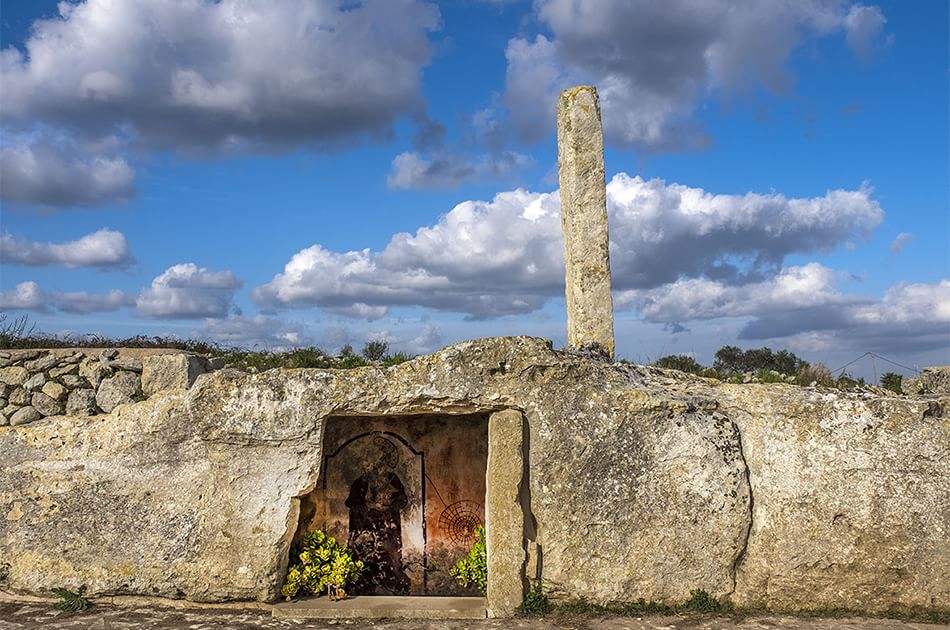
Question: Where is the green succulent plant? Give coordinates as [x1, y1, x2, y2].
[281, 530, 364, 600]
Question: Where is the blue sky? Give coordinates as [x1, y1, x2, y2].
[1, 0, 947, 380]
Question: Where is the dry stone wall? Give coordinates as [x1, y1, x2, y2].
[0, 349, 211, 426]
[0, 337, 947, 615]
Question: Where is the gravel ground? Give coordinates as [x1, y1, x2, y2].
[0, 603, 944, 630]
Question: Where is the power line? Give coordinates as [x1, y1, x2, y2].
[831, 352, 920, 377]
[868, 352, 920, 374]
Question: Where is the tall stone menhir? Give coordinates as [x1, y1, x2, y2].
[556, 85, 615, 359]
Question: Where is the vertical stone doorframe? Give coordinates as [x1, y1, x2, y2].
[485, 409, 527, 617]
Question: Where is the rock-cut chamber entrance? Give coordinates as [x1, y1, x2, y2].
[293, 414, 489, 596]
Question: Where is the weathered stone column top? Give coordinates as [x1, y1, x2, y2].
[556, 85, 615, 358]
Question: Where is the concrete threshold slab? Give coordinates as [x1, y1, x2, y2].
[272, 596, 487, 620]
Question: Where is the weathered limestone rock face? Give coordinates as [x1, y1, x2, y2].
[95, 371, 142, 413]
[556, 86, 615, 358]
[0, 337, 947, 614]
[66, 388, 98, 416]
[9, 406, 41, 426]
[8, 387, 29, 406]
[716, 386, 949, 612]
[142, 354, 207, 396]
[0, 367, 28, 387]
[903, 366, 950, 395]
[31, 391, 64, 417]
[486, 409, 525, 617]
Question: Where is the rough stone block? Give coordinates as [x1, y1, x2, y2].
[32, 392, 65, 417]
[10, 405, 41, 426]
[79, 358, 111, 388]
[8, 387, 29, 406]
[142, 354, 207, 395]
[66, 388, 98, 416]
[41, 381, 67, 402]
[112, 356, 143, 372]
[50, 363, 79, 378]
[556, 85, 615, 358]
[96, 371, 142, 413]
[0, 366, 28, 387]
[486, 409, 525, 617]
[24, 373, 46, 391]
[24, 354, 59, 373]
[62, 374, 87, 388]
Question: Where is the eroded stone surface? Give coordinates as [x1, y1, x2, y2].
[555, 86, 614, 359]
[41, 382, 67, 402]
[112, 356, 143, 372]
[718, 386, 950, 613]
[486, 410, 525, 617]
[65, 388, 98, 417]
[0, 367, 28, 388]
[142, 354, 207, 396]
[31, 392, 64, 417]
[8, 388, 29, 407]
[903, 366, 950, 395]
[61, 375, 86, 389]
[79, 358, 110, 389]
[24, 355, 59, 373]
[95, 371, 141, 413]
[49, 363, 78, 379]
[0, 337, 946, 616]
[9, 406, 41, 426]
[23, 373, 45, 392]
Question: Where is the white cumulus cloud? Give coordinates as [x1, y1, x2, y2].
[0, 142, 135, 208]
[56, 289, 136, 314]
[1, 0, 439, 154]
[199, 315, 313, 349]
[0, 281, 48, 312]
[502, 0, 887, 149]
[136, 263, 242, 319]
[254, 174, 883, 318]
[618, 265, 950, 353]
[0, 281, 134, 313]
[1, 228, 132, 268]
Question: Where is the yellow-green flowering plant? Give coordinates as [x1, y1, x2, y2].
[450, 525, 487, 594]
[281, 530, 364, 601]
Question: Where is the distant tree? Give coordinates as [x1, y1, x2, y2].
[880, 372, 903, 394]
[652, 354, 704, 375]
[743, 347, 775, 372]
[713, 345, 807, 376]
[773, 349, 807, 376]
[361, 340, 389, 361]
[339, 343, 354, 357]
[713, 345, 745, 373]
